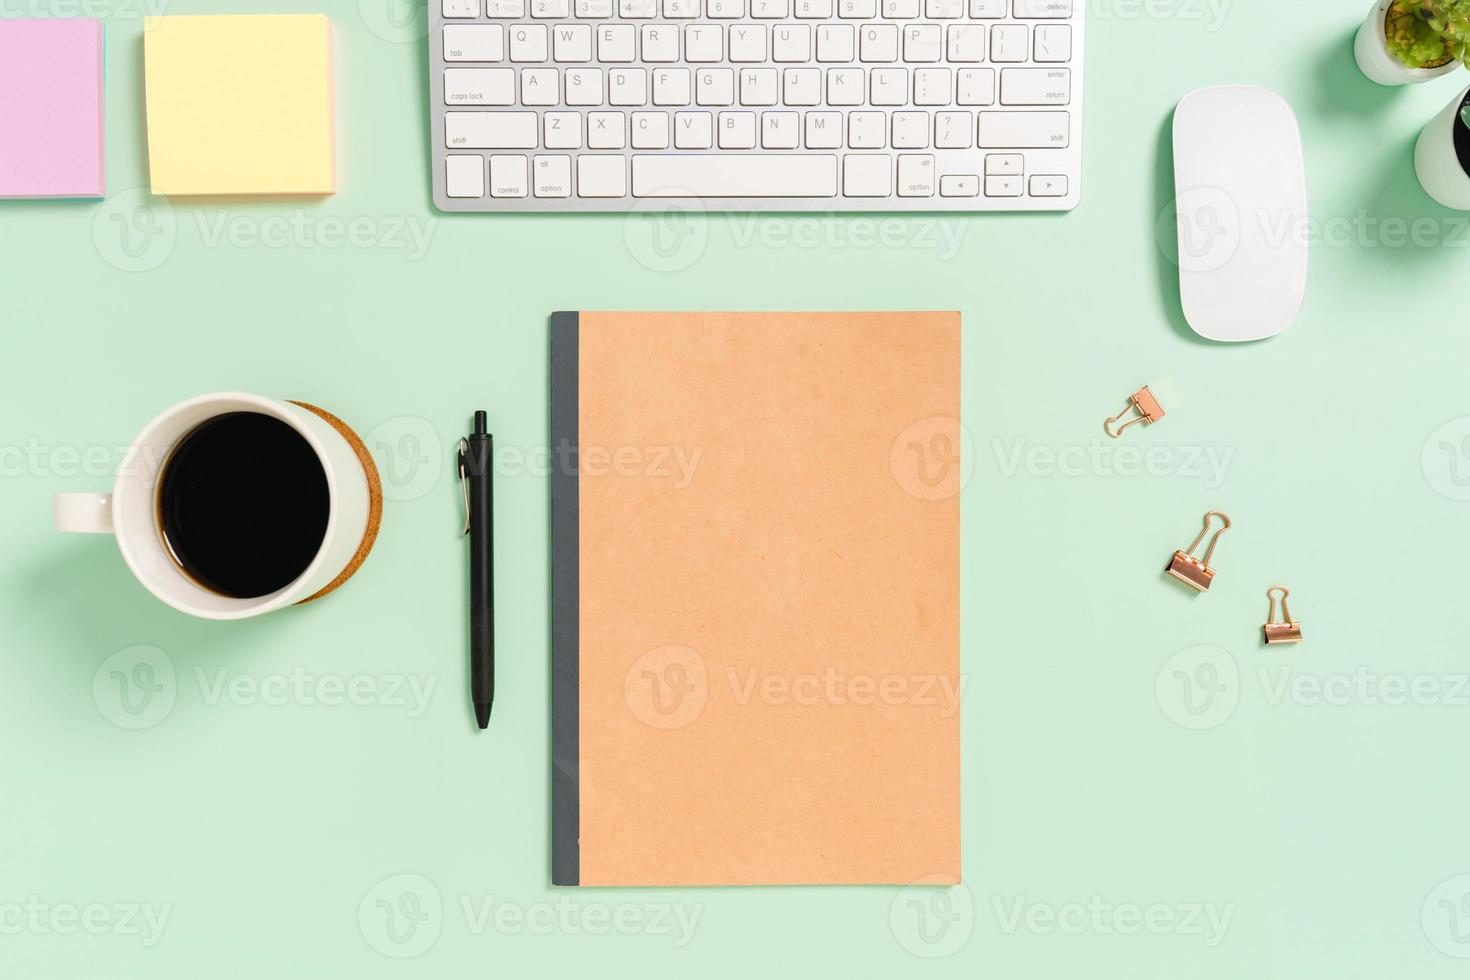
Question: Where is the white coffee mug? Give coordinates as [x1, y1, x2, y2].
[54, 393, 377, 620]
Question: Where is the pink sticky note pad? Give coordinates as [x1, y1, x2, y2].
[0, 19, 105, 199]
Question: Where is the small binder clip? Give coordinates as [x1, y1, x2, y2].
[1263, 586, 1303, 644]
[1166, 510, 1231, 592]
[1105, 386, 1165, 438]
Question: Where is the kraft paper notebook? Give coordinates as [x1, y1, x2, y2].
[551, 311, 961, 887]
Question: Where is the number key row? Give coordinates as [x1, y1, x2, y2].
[444, 23, 1071, 63]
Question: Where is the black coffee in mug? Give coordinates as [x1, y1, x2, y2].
[157, 412, 331, 599]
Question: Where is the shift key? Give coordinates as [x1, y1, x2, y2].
[978, 111, 1069, 148]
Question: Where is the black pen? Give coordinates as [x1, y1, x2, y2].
[459, 412, 494, 729]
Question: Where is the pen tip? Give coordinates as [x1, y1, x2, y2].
[476, 702, 491, 729]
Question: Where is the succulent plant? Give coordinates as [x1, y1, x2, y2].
[1386, 0, 1470, 69]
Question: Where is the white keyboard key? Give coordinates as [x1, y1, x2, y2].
[444, 68, 516, 105]
[487, 0, 524, 14]
[664, 0, 699, 14]
[718, 110, 757, 147]
[642, 25, 679, 61]
[620, 0, 658, 15]
[843, 154, 890, 196]
[444, 25, 505, 62]
[609, 67, 648, 104]
[897, 153, 934, 196]
[446, 155, 486, 197]
[632, 110, 671, 147]
[509, 25, 549, 61]
[903, 24, 941, 62]
[675, 110, 714, 147]
[985, 174, 1021, 196]
[990, 24, 1027, 62]
[947, 24, 984, 62]
[1033, 24, 1070, 62]
[696, 67, 735, 104]
[554, 24, 593, 61]
[848, 110, 886, 147]
[490, 154, 529, 196]
[891, 110, 929, 148]
[913, 67, 951, 105]
[685, 25, 722, 61]
[1001, 67, 1070, 105]
[740, 67, 779, 105]
[761, 111, 800, 148]
[544, 110, 582, 147]
[935, 110, 972, 147]
[978, 109, 1068, 147]
[729, 25, 768, 62]
[531, 0, 570, 16]
[577, 155, 628, 197]
[588, 110, 627, 147]
[795, 0, 832, 16]
[984, 152, 1022, 174]
[751, 0, 789, 16]
[939, 173, 978, 196]
[633, 154, 838, 196]
[444, 0, 481, 17]
[773, 25, 811, 62]
[599, 24, 636, 60]
[1014, 0, 1071, 16]
[870, 67, 907, 106]
[534, 155, 573, 195]
[817, 25, 854, 61]
[881, 0, 918, 17]
[566, 67, 605, 105]
[925, 0, 962, 16]
[446, 111, 538, 148]
[707, 0, 744, 15]
[838, 0, 878, 16]
[957, 67, 996, 105]
[1029, 173, 1067, 196]
[783, 67, 821, 105]
[969, 0, 1004, 15]
[860, 24, 898, 62]
[805, 111, 842, 147]
[826, 67, 864, 105]
[575, 0, 614, 14]
[521, 68, 559, 105]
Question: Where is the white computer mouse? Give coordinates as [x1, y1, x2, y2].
[1172, 85, 1309, 342]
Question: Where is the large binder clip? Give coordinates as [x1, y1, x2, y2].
[1166, 510, 1231, 592]
[1105, 386, 1165, 438]
[1263, 586, 1303, 644]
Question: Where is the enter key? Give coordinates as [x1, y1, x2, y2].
[1000, 68, 1071, 106]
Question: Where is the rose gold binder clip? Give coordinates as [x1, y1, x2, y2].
[1105, 386, 1166, 438]
[1166, 510, 1231, 592]
[1263, 586, 1303, 645]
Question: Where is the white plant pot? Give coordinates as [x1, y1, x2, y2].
[1356, 0, 1460, 86]
[1416, 84, 1470, 208]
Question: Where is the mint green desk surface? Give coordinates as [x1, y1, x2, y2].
[5, 1, 1470, 976]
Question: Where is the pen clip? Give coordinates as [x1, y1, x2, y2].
[457, 438, 471, 536]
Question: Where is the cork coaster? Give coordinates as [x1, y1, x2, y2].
[289, 401, 383, 605]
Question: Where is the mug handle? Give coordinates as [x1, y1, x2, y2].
[54, 493, 115, 534]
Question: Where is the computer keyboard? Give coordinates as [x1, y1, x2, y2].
[430, 0, 1083, 212]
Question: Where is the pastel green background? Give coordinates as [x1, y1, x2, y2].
[4, 0, 1470, 975]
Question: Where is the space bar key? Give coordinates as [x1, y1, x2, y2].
[633, 155, 839, 198]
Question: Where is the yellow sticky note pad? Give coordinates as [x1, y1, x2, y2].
[144, 15, 335, 196]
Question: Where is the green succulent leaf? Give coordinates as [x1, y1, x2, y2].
[1385, 0, 1470, 68]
